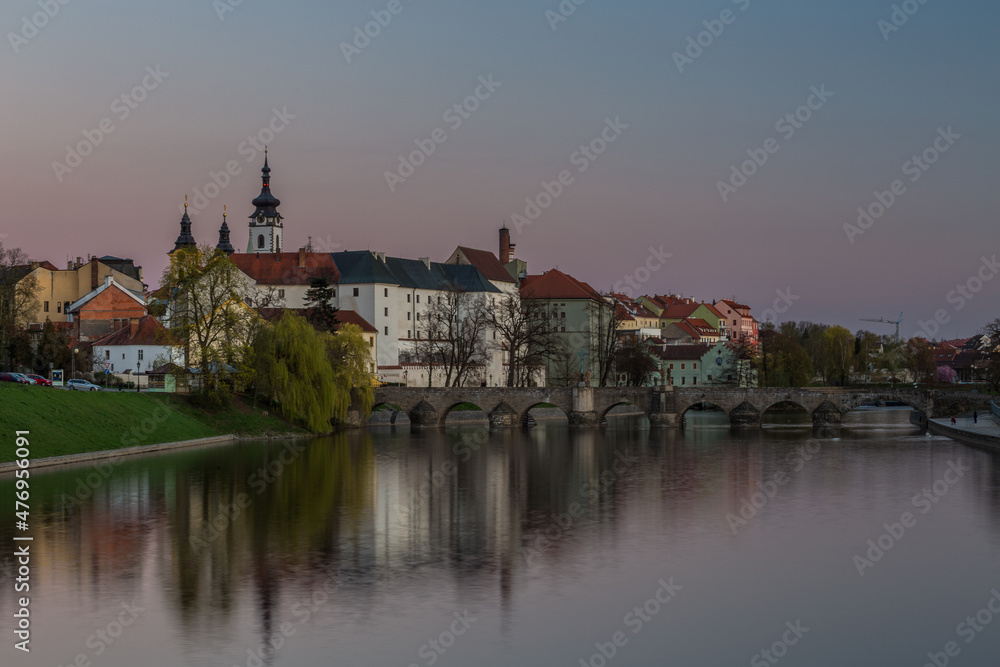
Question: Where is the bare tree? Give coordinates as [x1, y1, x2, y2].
[414, 287, 491, 387]
[490, 291, 560, 387]
[592, 295, 623, 386]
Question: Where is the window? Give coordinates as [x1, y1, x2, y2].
[257, 234, 265, 249]
[669, 363, 674, 369]
[384, 307, 389, 316]
[64, 301, 70, 313]
[693, 377, 697, 385]
[44, 301, 49, 312]
[561, 326, 566, 332]
[407, 330, 411, 338]
[708, 375, 712, 382]
[278, 289, 285, 299]
[384, 327, 388, 336]
[416, 295, 420, 303]
[407, 294, 411, 303]
[138, 350, 144, 360]
[693, 363, 697, 369]
[57, 303, 61, 313]
[369, 338, 374, 347]
[105, 350, 110, 360]
[122, 353, 125, 360]
[416, 313, 420, 321]
[407, 312, 410, 320]
[384, 288, 389, 297]
[561, 312, 565, 318]
[332, 289, 336, 297]
[417, 331, 421, 339]
[681, 377, 686, 385]
[681, 363, 686, 370]
[353, 288, 359, 297]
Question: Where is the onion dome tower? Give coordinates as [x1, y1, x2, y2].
[247, 149, 283, 253]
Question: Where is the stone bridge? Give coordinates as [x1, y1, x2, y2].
[370, 386, 953, 429]
[372, 386, 662, 428]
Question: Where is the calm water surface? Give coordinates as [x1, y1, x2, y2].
[3, 407, 1000, 666]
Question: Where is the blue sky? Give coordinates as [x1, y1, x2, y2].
[4, 0, 999, 338]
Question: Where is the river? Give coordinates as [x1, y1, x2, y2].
[2, 407, 1000, 666]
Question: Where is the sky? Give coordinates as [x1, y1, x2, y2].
[3, 0, 999, 340]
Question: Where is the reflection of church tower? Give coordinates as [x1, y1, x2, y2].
[247, 150, 283, 253]
[216, 206, 235, 256]
[170, 197, 197, 254]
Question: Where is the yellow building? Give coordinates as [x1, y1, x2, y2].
[23, 256, 144, 326]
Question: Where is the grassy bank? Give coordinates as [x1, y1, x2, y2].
[0, 385, 304, 462]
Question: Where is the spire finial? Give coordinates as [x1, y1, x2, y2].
[184, 195, 188, 210]
[223, 204, 227, 220]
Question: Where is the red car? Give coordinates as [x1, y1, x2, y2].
[0, 372, 29, 384]
[26, 374, 52, 387]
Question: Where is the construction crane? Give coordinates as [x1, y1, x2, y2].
[860, 312, 903, 340]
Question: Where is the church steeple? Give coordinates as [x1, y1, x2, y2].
[247, 149, 283, 254]
[170, 196, 197, 254]
[216, 205, 235, 256]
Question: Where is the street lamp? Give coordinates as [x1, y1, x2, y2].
[71, 347, 79, 379]
[136, 360, 141, 392]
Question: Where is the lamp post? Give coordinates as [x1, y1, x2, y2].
[136, 360, 141, 392]
[71, 348, 79, 379]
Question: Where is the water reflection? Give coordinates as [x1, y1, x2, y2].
[3, 408, 1000, 666]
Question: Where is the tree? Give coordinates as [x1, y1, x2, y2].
[0, 243, 39, 370]
[615, 337, 657, 386]
[759, 324, 813, 387]
[159, 245, 270, 402]
[903, 338, 936, 386]
[414, 287, 491, 387]
[823, 325, 855, 386]
[489, 291, 560, 387]
[937, 365, 957, 384]
[327, 322, 375, 420]
[34, 320, 71, 374]
[304, 277, 339, 332]
[253, 313, 373, 432]
[592, 295, 623, 387]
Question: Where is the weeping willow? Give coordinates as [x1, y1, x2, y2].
[254, 313, 371, 432]
[327, 323, 375, 420]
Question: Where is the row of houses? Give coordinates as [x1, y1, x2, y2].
[14, 155, 761, 388]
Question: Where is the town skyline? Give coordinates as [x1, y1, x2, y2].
[5, 0, 998, 339]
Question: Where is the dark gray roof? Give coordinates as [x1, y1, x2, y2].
[332, 251, 500, 293]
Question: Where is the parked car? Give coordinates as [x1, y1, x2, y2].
[25, 374, 52, 387]
[67, 379, 101, 391]
[11, 373, 36, 385]
[0, 372, 30, 384]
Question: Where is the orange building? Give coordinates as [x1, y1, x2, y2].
[68, 276, 148, 342]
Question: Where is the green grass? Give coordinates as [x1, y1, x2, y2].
[0, 385, 305, 462]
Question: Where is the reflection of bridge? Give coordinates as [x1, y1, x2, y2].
[369, 386, 975, 429]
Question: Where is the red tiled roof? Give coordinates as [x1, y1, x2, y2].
[257, 308, 377, 333]
[229, 252, 340, 286]
[661, 303, 700, 319]
[720, 299, 752, 312]
[650, 344, 710, 361]
[335, 310, 377, 333]
[521, 269, 604, 301]
[89, 316, 179, 347]
[454, 247, 515, 284]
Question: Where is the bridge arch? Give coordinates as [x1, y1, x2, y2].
[520, 402, 570, 428]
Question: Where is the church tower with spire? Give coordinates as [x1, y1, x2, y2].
[216, 206, 235, 256]
[170, 196, 197, 255]
[247, 149, 283, 253]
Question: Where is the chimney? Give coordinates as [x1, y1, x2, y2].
[129, 317, 139, 338]
[91, 257, 100, 290]
[298, 248, 306, 268]
[75, 256, 81, 269]
[419, 257, 430, 270]
[499, 226, 515, 264]
[104, 275, 113, 288]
